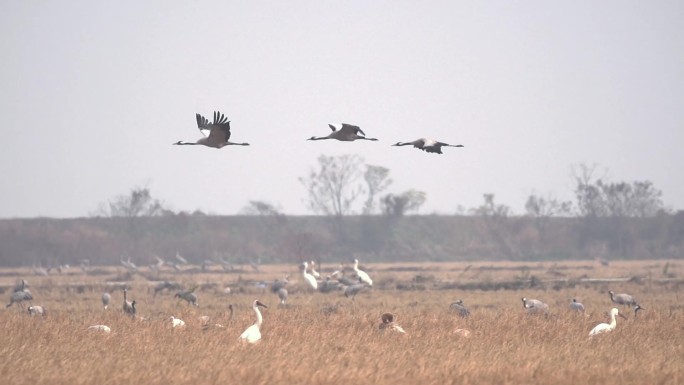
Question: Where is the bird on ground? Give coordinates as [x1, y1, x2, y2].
[270, 274, 290, 293]
[169, 316, 186, 328]
[13, 279, 29, 293]
[102, 292, 111, 310]
[88, 325, 111, 333]
[239, 300, 268, 344]
[344, 280, 368, 300]
[7, 288, 33, 308]
[521, 297, 549, 314]
[450, 299, 470, 318]
[378, 313, 406, 334]
[174, 111, 249, 148]
[310, 261, 321, 279]
[569, 298, 585, 313]
[277, 288, 288, 306]
[123, 289, 135, 316]
[353, 259, 373, 286]
[307, 123, 378, 142]
[28, 305, 46, 316]
[392, 138, 464, 154]
[175, 288, 199, 307]
[301, 262, 318, 291]
[589, 308, 625, 336]
[609, 291, 637, 307]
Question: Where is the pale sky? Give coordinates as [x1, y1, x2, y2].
[1, 1, 682, 218]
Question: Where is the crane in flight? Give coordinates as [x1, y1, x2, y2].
[174, 111, 249, 148]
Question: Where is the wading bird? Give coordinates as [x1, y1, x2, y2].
[392, 138, 464, 154]
[28, 305, 46, 316]
[344, 280, 368, 300]
[310, 261, 321, 279]
[123, 289, 135, 316]
[102, 292, 111, 310]
[174, 111, 249, 148]
[175, 288, 199, 307]
[239, 300, 268, 344]
[609, 291, 637, 307]
[301, 262, 318, 291]
[450, 299, 470, 318]
[569, 298, 585, 313]
[277, 288, 288, 306]
[378, 313, 406, 334]
[307, 123, 378, 142]
[353, 259, 373, 286]
[589, 308, 625, 336]
[634, 304, 645, 318]
[522, 297, 549, 314]
[169, 316, 186, 328]
[6, 288, 33, 308]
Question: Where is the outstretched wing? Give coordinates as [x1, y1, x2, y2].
[196, 111, 231, 142]
[340, 123, 365, 136]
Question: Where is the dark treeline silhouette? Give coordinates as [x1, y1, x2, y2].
[1, 212, 683, 267]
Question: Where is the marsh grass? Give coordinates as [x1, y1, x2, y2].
[1, 260, 683, 384]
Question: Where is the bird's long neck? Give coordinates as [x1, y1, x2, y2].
[254, 304, 263, 328]
[609, 312, 617, 328]
[309, 136, 332, 141]
[226, 141, 250, 146]
[395, 142, 412, 146]
[357, 136, 378, 141]
[174, 141, 200, 145]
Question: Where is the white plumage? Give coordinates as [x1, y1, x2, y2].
[169, 316, 185, 328]
[239, 300, 268, 344]
[88, 325, 111, 333]
[589, 308, 620, 336]
[353, 259, 373, 286]
[301, 262, 318, 291]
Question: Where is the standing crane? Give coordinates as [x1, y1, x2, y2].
[608, 291, 638, 307]
[450, 299, 470, 318]
[353, 259, 373, 286]
[301, 262, 318, 291]
[123, 289, 136, 317]
[392, 138, 464, 154]
[239, 300, 268, 344]
[569, 298, 585, 313]
[102, 292, 111, 310]
[307, 123, 378, 142]
[174, 111, 249, 148]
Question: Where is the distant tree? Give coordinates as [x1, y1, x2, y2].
[471, 194, 514, 257]
[299, 155, 364, 216]
[525, 193, 572, 243]
[362, 165, 393, 215]
[381, 190, 426, 216]
[240, 201, 282, 216]
[94, 187, 166, 217]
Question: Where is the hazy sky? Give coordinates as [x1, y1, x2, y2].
[1, 1, 682, 218]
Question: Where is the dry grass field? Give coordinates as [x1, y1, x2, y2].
[1, 260, 683, 385]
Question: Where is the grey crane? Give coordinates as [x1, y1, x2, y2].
[13, 279, 29, 293]
[7, 283, 33, 308]
[608, 290, 637, 307]
[521, 297, 549, 314]
[277, 288, 288, 306]
[569, 298, 585, 313]
[633, 304, 645, 318]
[450, 299, 470, 318]
[344, 280, 368, 300]
[392, 138, 464, 154]
[123, 288, 135, 316]
[270, 274, 289, 294]
[308, 123, 378, 142]
[175, 288, 199, 307]
[28, 305, 46, 316]
[102, 292, 111, 310]
[174, 111, 249, 148]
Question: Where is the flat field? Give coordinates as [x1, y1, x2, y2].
[1, 260, 683, 385]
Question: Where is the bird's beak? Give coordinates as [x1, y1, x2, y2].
[256, 301, 268, 308]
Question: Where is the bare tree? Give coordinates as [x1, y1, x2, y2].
[525, 193, 572, 243]
[381, 190, 426, 216]
[240, 201, 282, 216]
[299, 154, 364, 217]
[95, 187, 165, 217]
[362, 165, 392, 215]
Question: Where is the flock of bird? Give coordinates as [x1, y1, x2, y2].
[173, 111, 465, 154]
[7, 258, 647, 344]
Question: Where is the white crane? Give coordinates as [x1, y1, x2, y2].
[307, 123, 378, 142]
[522, 297, 549, 314]
[88, 325, 111, 333]
[169, 316, 186, 328]
[569, 298, 585, 313]
[239, 300, 268, 344]
[28, 305, 46, 316]
[378, 313, 406, 334]
[174, 111, 249, 148]
[102, 292, 111, 310]
[392, 138, 464, 154]
[609, 291, 637, 307]
[301, 262, 318, 291]
[353, 259, 373, 286]
[589, 308, 623, 336]
[309, 261, 321, 279]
